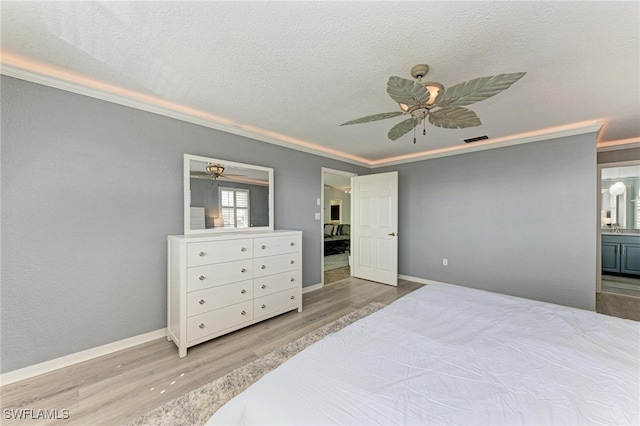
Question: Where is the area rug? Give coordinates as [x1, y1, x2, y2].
[124, 302, 386, 426]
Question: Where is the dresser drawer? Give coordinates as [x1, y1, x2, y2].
[187, 280, 253, 317]
[254, 288, 300, 319]
[254, 271, 299, 297]
[187, 259, 252, 292]
[187, 301, 253, 342]
[254, 234, 301, 258]
[187, 239, 253, 267]
[254, 253, 299, 278]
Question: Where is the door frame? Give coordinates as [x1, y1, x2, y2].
[597, 159, 640, 293]
[321, 168, 358, 287]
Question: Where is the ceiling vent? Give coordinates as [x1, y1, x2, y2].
[464, 135, 489, 143]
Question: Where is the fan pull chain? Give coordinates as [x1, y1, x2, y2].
[413, 126, 416, 144]
[423, 121, 426, 136]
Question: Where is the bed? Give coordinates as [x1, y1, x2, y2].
[208, 283, 640, 425]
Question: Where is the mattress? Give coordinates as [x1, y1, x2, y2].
[208, 283, 640, 425]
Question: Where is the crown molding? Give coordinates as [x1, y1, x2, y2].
[1, 64, 371, 168]
[370, 121, 603, 168]
[596, 139, 640, 152]
[3, 63, 628, 169]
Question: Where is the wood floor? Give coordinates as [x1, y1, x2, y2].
[324, 265, 350, 285]
[601, 274, 640, 298]
[597, 291, 640, 321]
[0, 278, 422, 425]
[1, 277, 638, 425]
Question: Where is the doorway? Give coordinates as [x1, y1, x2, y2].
[597, 160, 640, 297]
[321, 168, 356, 286]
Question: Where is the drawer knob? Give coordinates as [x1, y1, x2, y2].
[261, 245, 266, 250]
[241, 310, 246, 315]
[290, 296, 295, 300]
[241, 289, 246, 294]
[199, 275, 205, 281]
[199, 252, 205, 257]
[290, 278, 294, 282]
[199, 299, 205, 305]
[261, 284, 266, 289]
[199, 323, 205, 329]
[290, 242, 295, 246]
[261, 265, 266, 269]
[261, 304, 266, 309]
[241, 268, 246, 273]
[241, 247, 246, 252]
[290, 260, 294, 264]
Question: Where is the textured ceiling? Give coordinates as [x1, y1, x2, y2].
[1, 1, 639, 165]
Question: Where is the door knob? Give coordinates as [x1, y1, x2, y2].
[388, 232, 397, 236]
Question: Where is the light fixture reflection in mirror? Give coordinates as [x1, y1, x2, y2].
[184, 154, 274, 235]
[601, 164, 640, 231]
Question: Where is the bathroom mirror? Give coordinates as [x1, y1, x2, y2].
[184, 154, 273, 234]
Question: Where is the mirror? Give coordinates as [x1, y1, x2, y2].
[601, 164, 640, 231]
[184, 154, 273, 234]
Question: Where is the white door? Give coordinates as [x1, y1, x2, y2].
[351, 172, 398, 286]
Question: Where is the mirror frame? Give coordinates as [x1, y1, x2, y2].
[184, 154, 274, 235]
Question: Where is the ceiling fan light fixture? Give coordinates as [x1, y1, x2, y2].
[423, 82, 444, 106]
[397, 82, 444, 112]
[206, 163, 225, 175]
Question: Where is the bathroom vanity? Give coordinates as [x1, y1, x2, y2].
[601, 233, 640, 275]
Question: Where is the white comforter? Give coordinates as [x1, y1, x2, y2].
[209, 284, 640, 425]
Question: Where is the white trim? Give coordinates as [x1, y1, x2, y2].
[2, 64, 620, 169]
[398, 275, 450, 286]
[0, 328, 166, 386]
[370, 123, 603, 168]
[1, 64, 370, 168]
[302, 282, 323, 293]
[597, 140, 640, 152]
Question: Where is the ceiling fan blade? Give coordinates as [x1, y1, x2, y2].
[428, 107, 482, 129]
[388, 118, 419, 141]
[340, 111, 405, 126]
[437, 72, 526, 108]
[386, 76, 430, 106]
[190, 171, 219, 180]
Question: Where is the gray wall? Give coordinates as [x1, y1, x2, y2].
[377, 134, 597, 311]
[0, 76, 368, 373]
[324, 186, 351, 224]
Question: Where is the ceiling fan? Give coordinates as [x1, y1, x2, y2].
[341, 64, 526, 143]
[190, 163, 245, 181]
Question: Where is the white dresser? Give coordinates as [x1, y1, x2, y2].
[167, 230, 302, 357]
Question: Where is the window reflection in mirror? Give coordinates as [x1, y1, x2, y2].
[601, 164, 640, 231]
[184, 154, 273, 234]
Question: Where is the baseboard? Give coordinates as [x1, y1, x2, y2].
[399, 275, 449, 286]
[0, 328, 167, 386]
[302, 282, 323, 294]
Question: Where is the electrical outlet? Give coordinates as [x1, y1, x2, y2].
[316, 198, 321, 206]
[314, 212, 320, 220]
[442, 258, 448, 266]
